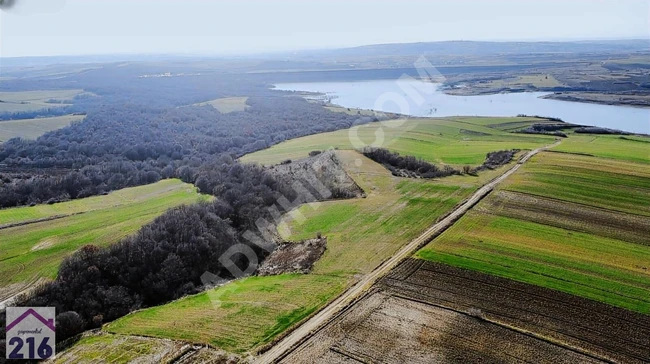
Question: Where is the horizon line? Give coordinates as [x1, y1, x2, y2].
[1, 37, 648, 60]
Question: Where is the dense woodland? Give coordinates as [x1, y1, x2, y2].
[0, 150, 361, 348]
[0, 97, 379, 208]
[0, 66, 383, 353]
[1, 163, 292, 341]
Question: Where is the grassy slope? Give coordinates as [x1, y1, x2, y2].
[240, 116, 554, 166]
[53, 331, 221, 364]
[196, 97, 249, 113]
[55, 334, 159, 363]
[551, 133, 650, 164]
[503, 152, 650, 216]
[0, 179, 210, 288]
[107, 116, 553, 353]
[0, 178, 194, 226]
[0, 89, 85, 113]
[482, 74, 565, 89]
[0, 115, 85, 142]
[107, 274, 346, 353]
[107, 152, 510, 352]
[417, 150, 650, 314]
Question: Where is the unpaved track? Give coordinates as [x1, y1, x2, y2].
[255, 141, 560, 364]
[0, 276, 47, 310]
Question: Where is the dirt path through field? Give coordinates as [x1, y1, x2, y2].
[255, 139, 561, 364]
[0, 277, 48, 310]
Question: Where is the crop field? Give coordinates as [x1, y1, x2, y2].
[0, 114, 85, 142]
[196, 96, 249, 113]
[241, 116, 554, 166]
[106, 149, 519, 353]
[551, 133, 650, 164]
[502, 152, 650, 216]
[282, 259, 650, 363]
[55, 333, 186, 363]
[56, 333, 235, 363]
[94, 119, 648, 357]
[469, 116, 565, 131]
[0, 89, 87, 113]
[0, 179, 209, 297]
[108, 274, 346, 353]
[417, 151, 650, 314]
[470, 74, 565, 91]
[445, 74, 567, 96]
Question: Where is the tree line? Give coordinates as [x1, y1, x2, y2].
[360, 147, 460, 178]
[0, 152, 358, 351]
[0, 97, 377, 208]
[0, 65, 383, 354]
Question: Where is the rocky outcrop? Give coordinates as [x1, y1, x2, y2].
[257, 238, 327, 276]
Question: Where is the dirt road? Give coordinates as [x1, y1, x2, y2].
[255, 141, 560, 364]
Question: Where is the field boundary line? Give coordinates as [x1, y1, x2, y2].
[383, 274, 650, 352]
[434, 250, 650, 306]
[413, 264, 650, 328]
[0, 211, 86, 231]
[0, 277, 48, 310]
[254, 140, 561, 364]
[498, 188, 650, 219]
[329, 346, 372, 363]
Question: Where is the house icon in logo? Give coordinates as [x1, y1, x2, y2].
[6, 308, 56, 332]
[6, 307, 56, 359]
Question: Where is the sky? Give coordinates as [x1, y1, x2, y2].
[0, 0, 649, 57]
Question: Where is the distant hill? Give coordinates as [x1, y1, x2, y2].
[305, 39, 650, 58]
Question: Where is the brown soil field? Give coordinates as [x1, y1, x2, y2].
[280, 259, 650, 364]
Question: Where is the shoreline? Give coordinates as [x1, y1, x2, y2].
[539, 93, 650, 109]
[441, 86, 650, 108]
[274, 82, 650, 135]
[278, 82, 650, 109]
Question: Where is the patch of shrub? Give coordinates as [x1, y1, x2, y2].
[517, 123, 571, 137]
[360, 147, 460, 178]
[575, 127, 631, 135]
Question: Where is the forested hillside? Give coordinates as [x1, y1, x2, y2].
[0, 64, 382, 353]
[0, 95, 381, 207]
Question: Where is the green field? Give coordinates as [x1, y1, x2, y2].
[55, 334, 161, 363]
[0, 89, 88, 113]
[417, 151, 650, 314]
[108, 274, 346, 353]
[0, 114, 85, 142]
[106, 144, 525, 353]
[241, 116, 554, 166]
[502, 152, 650, 216]
[0, 180, 210, 293]
[53, 332, 201, 364]
[480, 74, 565, 89]
[551, 133, 650, 164]
[81, 116, 650, 357]
[196, 96, 249, 113]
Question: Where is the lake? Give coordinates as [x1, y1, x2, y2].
[275, 80, 650, 134]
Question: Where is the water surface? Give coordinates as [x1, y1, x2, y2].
[275, 80, 650, 134]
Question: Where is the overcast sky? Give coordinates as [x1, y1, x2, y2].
[1, 0, 649, 57]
